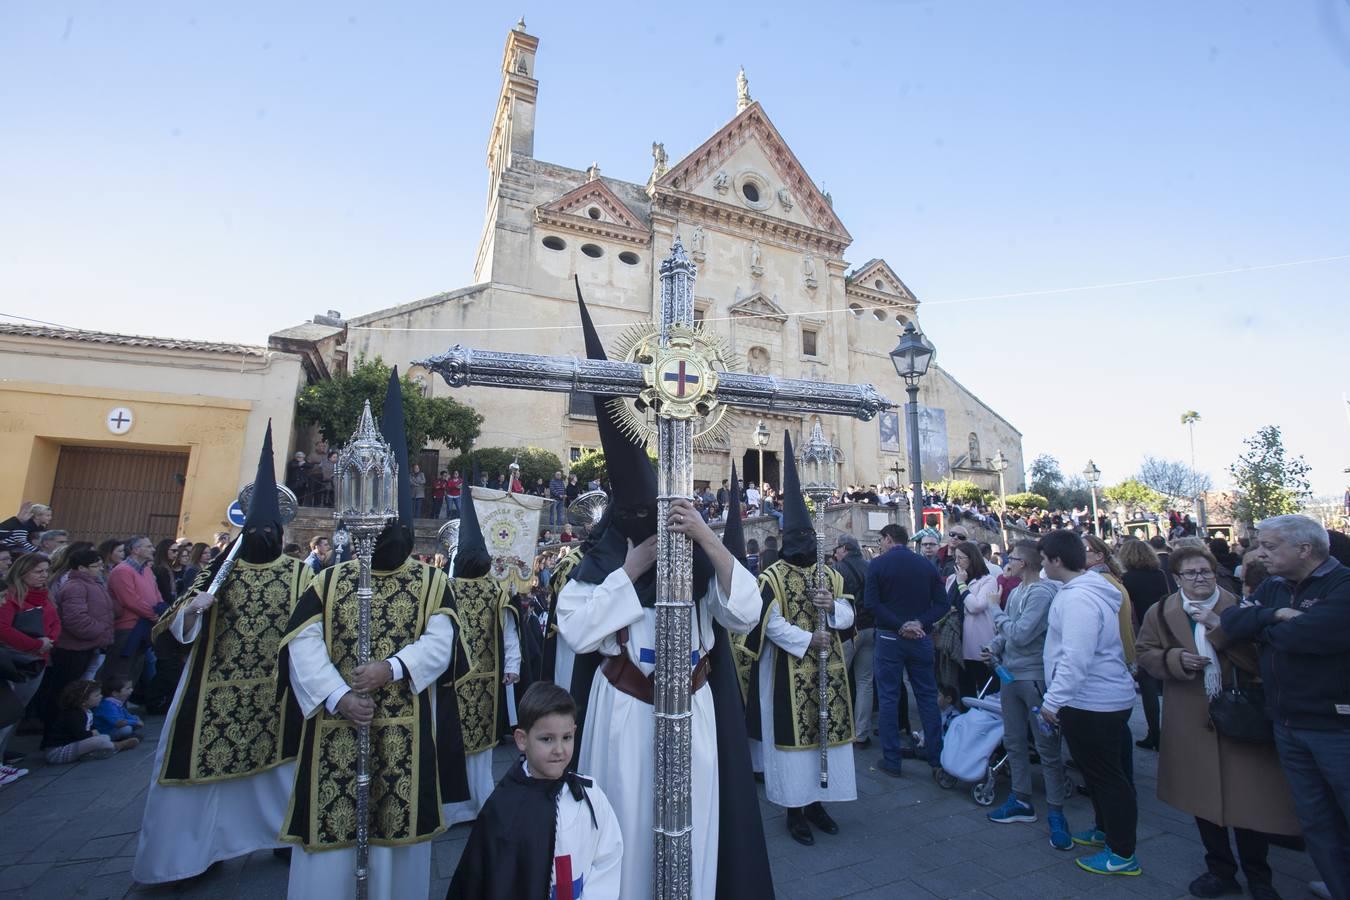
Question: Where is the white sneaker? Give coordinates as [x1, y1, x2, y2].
[0, 764, 29, 786]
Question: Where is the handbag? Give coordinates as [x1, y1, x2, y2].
[1208, 669, 1273, 744]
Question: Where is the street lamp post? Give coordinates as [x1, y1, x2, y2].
[990, 449, 1010, 552]
[1083, 459, 1101, 535]
[889, 322, 936, 535]
[753, 419, 770, 495]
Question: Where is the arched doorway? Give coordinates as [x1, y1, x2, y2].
[741, 449, 780, 494]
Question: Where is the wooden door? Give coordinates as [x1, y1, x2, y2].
[50, 446, 189, 543]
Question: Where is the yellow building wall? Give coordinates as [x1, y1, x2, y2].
[0, 382, 253, 543]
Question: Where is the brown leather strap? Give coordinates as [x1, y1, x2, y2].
[601, 651, 712, 706]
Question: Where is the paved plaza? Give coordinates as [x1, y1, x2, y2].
[0, 704, 1322, 899]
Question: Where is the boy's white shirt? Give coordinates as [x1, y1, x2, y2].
[520, 759, 624, 900]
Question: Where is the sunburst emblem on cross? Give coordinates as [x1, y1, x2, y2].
[607, 324, 738, 449]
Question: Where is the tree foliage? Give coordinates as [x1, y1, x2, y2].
[926, 479, 995, 506]
[445, 447, 565, 490]
[295, 356, 482, 454]
[569, 450, 607, 488]
[1103, 478, 1165, 512]
[1004, 492, 1049, 513]
[1135, 456, 1212, 508]
[1229, 425, 1312, 524]
[1025, 454, 1092, 510]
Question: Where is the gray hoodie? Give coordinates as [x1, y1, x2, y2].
[1041, 570, 1136, 714]
[988, 579, 1061, 681]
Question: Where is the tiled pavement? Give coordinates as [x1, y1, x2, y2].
[0, 705, 1323, 899]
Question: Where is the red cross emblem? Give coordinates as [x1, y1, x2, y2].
[662, 360, 700, 398]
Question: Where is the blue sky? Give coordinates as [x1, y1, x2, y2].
[3, 2, 1348, 498]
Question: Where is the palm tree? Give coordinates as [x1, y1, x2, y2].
[1181, 411, 1201, 496]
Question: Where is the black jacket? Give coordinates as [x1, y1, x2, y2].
[833, 550, 872, 630]
[1221, 559, 1350, 731]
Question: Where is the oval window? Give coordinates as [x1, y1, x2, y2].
[618, 251, 639, 266]
[587, 207, 601, 220]
[742, 182, 760, 203]
[580, 243, 604, 259]
[542, 236, 566, 251]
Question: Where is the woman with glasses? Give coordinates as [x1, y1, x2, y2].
[947, 540, 1000, 701]
[1135, 545, 1297, 900]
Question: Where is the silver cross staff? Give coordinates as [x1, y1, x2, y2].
[798, 421, 842, 787]
[418, 237, 894, 900]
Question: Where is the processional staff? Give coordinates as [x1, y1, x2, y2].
[797, 422, 841, 787]
[417, 236, 894, 900]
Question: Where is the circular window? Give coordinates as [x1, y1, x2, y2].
[734, 170, 773, 211]
[741, 182, 759, 203]
[875, 279, 885, 290]
[587, 207, 601, 220]
[618, 251, 639, 266]
[895, 313, 910, 325]
[848, 303, 863, 318]
[542, 235, 566, 251]
[872, 308, 887, 321]
[580, 243, 604, 259]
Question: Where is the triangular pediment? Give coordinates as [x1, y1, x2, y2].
[655, 102, 851, 245]
[536, 179, 650, 245]
[847, 259, 917, 304]
[727, 291, 788, 323]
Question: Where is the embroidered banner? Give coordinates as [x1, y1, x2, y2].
[466, 486, 544, 595]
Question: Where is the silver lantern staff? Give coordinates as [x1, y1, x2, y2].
[332, 400, 397, 900]
[798, 421, 839, 788]
[208, 482, 300, 595]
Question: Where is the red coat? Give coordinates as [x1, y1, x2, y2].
[0, 588, 61, 660]
[54, 571, 116, 651]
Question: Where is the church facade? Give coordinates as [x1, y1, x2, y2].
[281, 22, 1024, 496]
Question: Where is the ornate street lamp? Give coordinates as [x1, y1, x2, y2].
[1083, 459, 1101, 535]
[989, 449, 1010, 551]
[332, 400, 397, 900]
[753, 419, 771, 494]
[798, 421, 838, 789]
[889, 322, 936, 534]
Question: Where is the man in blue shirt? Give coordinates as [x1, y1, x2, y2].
[864, 523, 954, 785]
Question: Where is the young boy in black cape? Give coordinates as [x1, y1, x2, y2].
[447, 681, 622, 900]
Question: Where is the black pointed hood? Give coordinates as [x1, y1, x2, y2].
[780, 431, 817, 566]
[241, 420, 283, 563]
[373, 367, 415, 569]
[454, 462, 492, 579]
[576, 284, 658, 544]
[722, 464, 747, 566]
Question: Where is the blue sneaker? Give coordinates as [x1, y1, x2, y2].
[1075, 848, 1140, 876]
[1048, 811, 1072, 850]
[1071, 828, 1106, 848]
[987, 796, 1037, 824]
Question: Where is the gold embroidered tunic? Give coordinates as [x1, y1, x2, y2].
[451, 575, 512, 756]
[278, 559, 462, 850]
[744, 561, 854, 750]
[155, 557, 313, 785]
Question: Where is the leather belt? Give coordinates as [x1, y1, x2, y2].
[601, 627, 711, 705]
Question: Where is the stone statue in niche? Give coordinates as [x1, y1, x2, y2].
[713, 171, 730, 194]
[777, 188, 794, 211]
[802, 253, 817, 290]
[747, 346, 771, 375]
[690, 224, 707, 262]
[749, 240, 764, 279]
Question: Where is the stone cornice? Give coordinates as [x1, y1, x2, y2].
[535, 208, 651, 246]
[651, 189, 849, 258]
[535, 180, 652, 246]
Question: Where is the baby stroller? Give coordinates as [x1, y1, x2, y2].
[938, 678, 1009, 807]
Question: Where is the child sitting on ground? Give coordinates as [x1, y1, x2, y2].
[447, 681, 623, 900]
[42, 680, 139, 764]
[93, 675, 143, 739]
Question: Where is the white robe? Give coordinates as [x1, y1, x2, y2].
[758, 596, 859, 808]
[285, 610, 457, 900]
[133, 608, 293, 884]
[444, 611, 521, 826]
[557, 562, 760, 900]
[518, 759, 625, 900]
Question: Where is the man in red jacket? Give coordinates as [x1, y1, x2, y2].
[104, 535, 161, 681]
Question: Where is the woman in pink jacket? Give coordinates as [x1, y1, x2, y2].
[947, 540, 1000, 702]
[49, 549, 116, 725]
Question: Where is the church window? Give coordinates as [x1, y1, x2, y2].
[802, 327, 819, 357]
[875, 279, 885, 290]
[895, 312, 910, 325]
[741, 182, 760, 203]
[580, 243, 604, 259]
[587, 206, 601, 220]
[542, 235, 566, 251]
[872, 308, 886, 321]
[619, 251, 640, 266]
[693, 305, 706, 323]
[848, 303, 863, 318]
[568, 392, 597, 419]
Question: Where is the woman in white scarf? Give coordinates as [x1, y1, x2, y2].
[1135, 545, 1298, 900]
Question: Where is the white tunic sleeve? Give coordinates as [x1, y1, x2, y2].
[583, 785, 625, 900]
[830, 596, 856, 631]
[765, 599, 813, 660]
[556, 568, 645, 655]
[502, 610, 521, 678]
[706, 560, 762, 634]
[170, 605, 202, 644]
[391, 613, 456, 694]
[287, 621, 348, 718]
